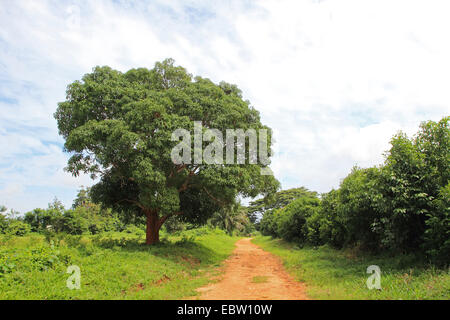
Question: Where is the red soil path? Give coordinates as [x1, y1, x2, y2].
[195, 238, 309, 300]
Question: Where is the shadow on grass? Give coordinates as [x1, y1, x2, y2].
[74, 235, 229, 268]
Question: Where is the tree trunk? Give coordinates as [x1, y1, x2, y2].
[145, 210, 160, 245]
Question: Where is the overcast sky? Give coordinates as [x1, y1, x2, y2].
[0, 0, 449, 212]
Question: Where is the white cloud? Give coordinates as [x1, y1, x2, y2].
[0, 0, 449, 211]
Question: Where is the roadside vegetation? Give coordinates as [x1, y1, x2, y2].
[253, 236, 449, 300]
[0, 179, 250, 300]
[258, 117, 449, 266]
[0, 227, 239, 299]
[0, 57, 447, 300]
[253, 116, 449, 300]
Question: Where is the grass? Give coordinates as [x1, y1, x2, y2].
[251, 276, 269, 283]
[252, 235, 450, 300]
[0, 227, 239, 299]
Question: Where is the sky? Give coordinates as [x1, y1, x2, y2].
[0, 0, 449, 213]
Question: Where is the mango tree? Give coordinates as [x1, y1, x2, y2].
[55, 59, 279, 244]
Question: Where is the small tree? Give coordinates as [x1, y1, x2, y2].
[55, 59, 279, 244]
[72, 186, 92, 209]
[376, 116, 449, 251]
[209, 202, 252, 235]
[248, 187, 318, 224]
[0, 205, 8, 233]
[24, 198, 65, 233]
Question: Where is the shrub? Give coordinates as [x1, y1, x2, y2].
[62, 209, 90, 235]
[123, 224, 145, 236]
[275, 197, 321, 244]
[5, 220, 31, 236]
[0, 244, 71, 278]
[317, 189, 346, 248]
[424, 183, 450, 264]
[259, 209, 278, 237]
[0, 214, 7, 234]
[336, 166, 383, 250]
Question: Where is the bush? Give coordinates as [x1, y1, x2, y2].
[316, 189, 346, 248]
[259, 209, 278, 237]
[5, 220, 31, 236]
[0, 244, 71, 278]
[424, 183, 450, 264]
[123, 224, 145, 236]
[163, 217, 190, 234]
[62, 209, 90, 235]
[275, 197, 321, 244]
[0, 214, 7, 234]
[24, 207, 64, 233]
[336, 166, 383, 250]
[62, 234, 83, 247]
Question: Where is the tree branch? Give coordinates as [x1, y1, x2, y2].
[178, 167, 198, 192]
[114, 198, 146, 210]
[159, 211, 183, 227]
[203, 187, 226, 206]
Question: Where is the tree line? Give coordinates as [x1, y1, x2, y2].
[0, 188, 255, 238]
[1, 190, 125, 237]
[258, 116, 449, 265]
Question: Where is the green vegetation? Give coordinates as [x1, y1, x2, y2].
[254, 117, 449, 300]
[0, 180, 254, 300]
[54, 58, 278, 244]
[253, 236, 450, 300]
[1, 61, 447, 300]
[23, 196, 124, 236]
[248, 187, 318, 226]
[259, 116, 449, 266]
[0, 227, 238, 299]
[209, 202, 255, 236]
[251, 276, 269, 284]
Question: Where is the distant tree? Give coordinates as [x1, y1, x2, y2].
[72, 186, 92, 209]
[55, 59, 279, 244]
[24, 198, 65, 233]
[0, 205, 7, 233]
[48, 197, 65, 213]
[4, 220, 30, 236]
[274, 197, 321, 243]
[316, 189, 346, 248]
[209, 202, 252, 235]
[415, 116, 450, 189]
[249, 187, 317, 225]
[0, 205, 30, 236]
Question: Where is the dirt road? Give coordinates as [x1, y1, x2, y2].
[195, 238, 309, 300]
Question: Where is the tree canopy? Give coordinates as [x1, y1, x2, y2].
[55, 58, 279, 244]
[247, 187, 317, 224]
